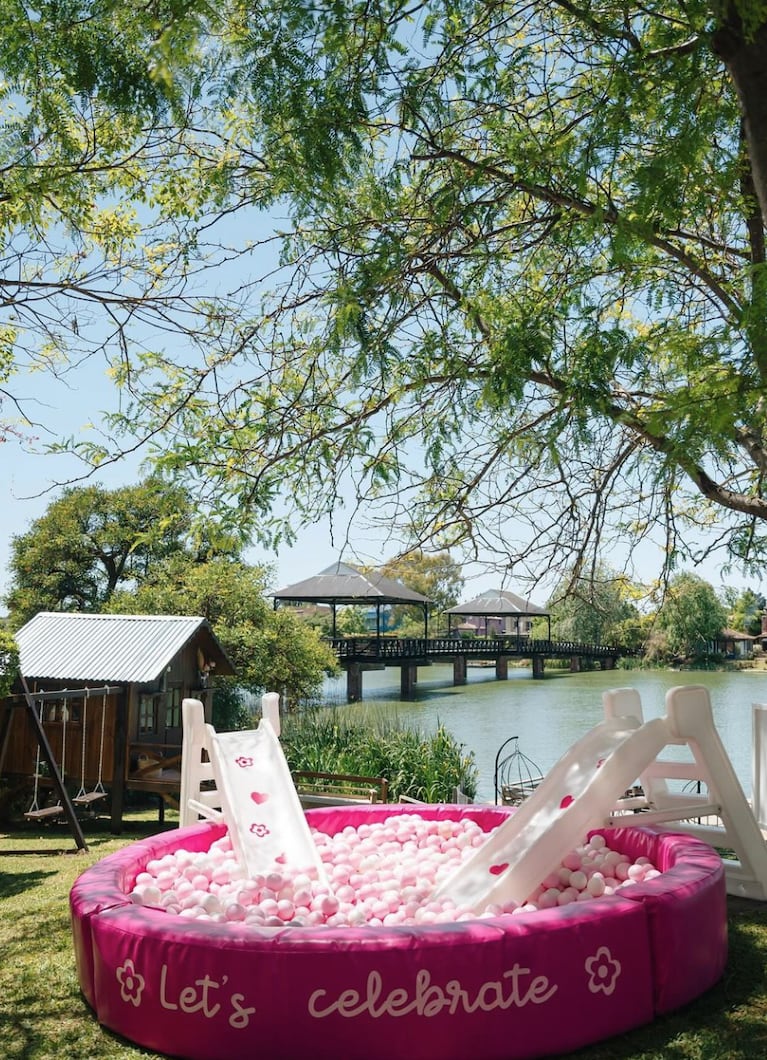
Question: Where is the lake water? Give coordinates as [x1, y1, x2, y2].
[323, 664, 767, 803]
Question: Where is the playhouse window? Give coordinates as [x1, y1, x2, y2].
[165, 687, 182, 729]
[138, 694, 159, 734]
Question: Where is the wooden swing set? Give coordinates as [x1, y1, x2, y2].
[0, 677, 119, 854]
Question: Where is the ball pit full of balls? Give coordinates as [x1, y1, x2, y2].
[128, 813, 664, 928]
[71, 804, 728, 1060]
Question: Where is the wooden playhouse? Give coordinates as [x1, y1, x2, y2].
[0, 612, 234, 831]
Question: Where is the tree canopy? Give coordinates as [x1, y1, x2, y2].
[0, 1, 237, 442]
[547, 566, 640, 646]
[6, 2, 767, 592]
[108, 553, 338, 707]
[4, 478, 210, 623]
[111, 0, 767, 588]
[651, 571, 728, 659]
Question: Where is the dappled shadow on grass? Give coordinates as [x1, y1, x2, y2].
[1, 810, 178, 846]
[1, 982, 163, 1060]
[564, 900, 767, 1059]
[0, 867, 56, 900]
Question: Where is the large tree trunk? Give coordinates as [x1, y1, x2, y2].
[713, 6, 767, 229]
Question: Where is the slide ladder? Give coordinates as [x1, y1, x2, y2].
[433, 684, 767, 910]
[606, 685, 767, 901]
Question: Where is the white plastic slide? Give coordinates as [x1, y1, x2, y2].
[432, 713, 672, 912]
[206, 716, 329, 886]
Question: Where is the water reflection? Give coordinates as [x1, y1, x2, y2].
[324, 665, 767, 803]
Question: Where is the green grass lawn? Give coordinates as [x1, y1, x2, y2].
[3, 814, 767, 1059]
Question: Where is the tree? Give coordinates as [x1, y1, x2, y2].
[654, 573, 728, 659]
[4, 478, 228, 624]
[94, 1, 767, 591]
[722, 586, 766, 635]
[109, 553, 338, 709]
[547, 567, 640, 646]
[0, 629, 19, 698]
[5, 476, 247, 622]
[379, 551, 463, 611]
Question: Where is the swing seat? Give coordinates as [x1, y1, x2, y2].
[73, 791, 107, 805]
[24, 805, 64, 820]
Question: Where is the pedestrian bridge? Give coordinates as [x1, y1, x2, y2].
[330, 635, 625, 702]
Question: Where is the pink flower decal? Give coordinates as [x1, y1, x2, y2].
[235, 755, 254, 768]
[585, 946, 621, 996]
[116, 958, 145, 1007]
[250, 822, 270, 837]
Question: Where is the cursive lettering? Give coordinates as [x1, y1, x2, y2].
[159, 964, 254, 1027]
[308, 967, 557, 1020]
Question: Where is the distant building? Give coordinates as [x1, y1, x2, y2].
[714, 627, 756, 658]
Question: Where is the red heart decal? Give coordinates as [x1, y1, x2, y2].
[275, 853, 286, 864]
[489, 863, 508, 875]
[250, 791, 269, 805]
[560, 795, 574, 809]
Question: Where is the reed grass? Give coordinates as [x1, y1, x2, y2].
[280, 704, 479, 801]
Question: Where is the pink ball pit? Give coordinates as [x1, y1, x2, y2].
[70, 804, 727, 1060]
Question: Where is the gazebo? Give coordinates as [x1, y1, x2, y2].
[273, 561, 432, 638]
[446, 589, 550, 639]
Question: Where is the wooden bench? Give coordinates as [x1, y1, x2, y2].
[291, 771, 388, 808]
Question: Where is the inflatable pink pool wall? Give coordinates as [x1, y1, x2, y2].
[70, 805, 727, 1060]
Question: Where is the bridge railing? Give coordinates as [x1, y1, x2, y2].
[329, 636, 624, 661]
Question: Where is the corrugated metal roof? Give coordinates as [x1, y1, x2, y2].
[274, 561, 432, 605]
[446, 589, 548, 616]
[16, 612, 215, 683]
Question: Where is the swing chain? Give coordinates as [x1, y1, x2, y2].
[73, 688, 108, 804]
[95, 690, 107, 794]
[75, 689, 89, 801]
[27, 699, 44, 814]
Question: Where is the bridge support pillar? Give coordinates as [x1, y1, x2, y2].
[495, 657, 508, 680]
[346, 664, 363, 703]
[532, 656, 545, 678]
[453, 656, 467, 685]
[570, 655, 581, 673]
[600, 657, 616, 670]
[401, 665, 418, 700]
